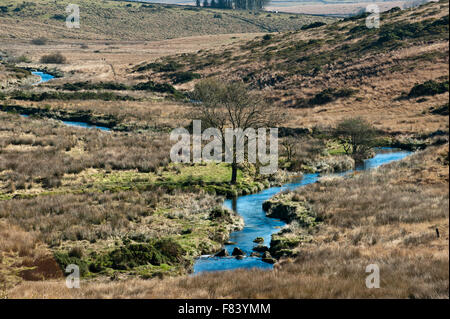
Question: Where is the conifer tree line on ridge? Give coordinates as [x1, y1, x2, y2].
[195, 0, 270, 10]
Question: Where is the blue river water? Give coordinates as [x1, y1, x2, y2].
[193, 148, 412, 274]
[23, 72, 111, 131]
[20, 115, 111, 131]
[22, 72, 411, 274]
[26, 71, 412, 272]
[32, 71, 55, 84]
[60, 120, 111, 131]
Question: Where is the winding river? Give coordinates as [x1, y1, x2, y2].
[23, 71, 111, 131]
[193, 148, 412, 274]
[32, 71, 55, 84]
[26, 72, 412, 274]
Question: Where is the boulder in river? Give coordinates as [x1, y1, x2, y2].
[235, 255, 245, 260]
[253, 245, 269, 252]
[262, 251, 276, 264]
[224, 241, 237, 245]
[231, 247, 245, 256]
[250, 252, 261, 257]
[215, 249, 229, 257]
[253, 237, 264, 244]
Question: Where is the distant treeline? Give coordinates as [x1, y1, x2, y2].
[195, 0, 270, 10]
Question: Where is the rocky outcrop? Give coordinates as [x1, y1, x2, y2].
[303, 155, 355, 174]
[231, 247, 245, 256]
[252, 245, 269, 253]
[253, 237, 264, 244]
[261, 251, 276, 264]
[215, 249, 229, 257]
[262, 193, 319, 227]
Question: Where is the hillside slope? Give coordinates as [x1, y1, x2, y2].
[136, 0, 449, 135]
[0, 0, 334, 41]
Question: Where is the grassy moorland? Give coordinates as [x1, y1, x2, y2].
[0, 111, 249, 292]
[137, 1, 449, 135]
[0, 111, 297, 201]
[0, 109, 289, 294]
[0, 188, 244, 286]
[265, 0, 416, 16]
[0, 0, 333, 87]
[0, 0, 333, 41]
[7, 144, 448, 298]
[0, 0, 448, 299]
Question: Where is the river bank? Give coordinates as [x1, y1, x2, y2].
[7, 143, 447, 298]
[194, 148, 412, 273]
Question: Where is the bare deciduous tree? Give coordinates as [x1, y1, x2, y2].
[333, 117, 377, 162]
[192, 79, 285, 184]
[281, 136, 298, 162]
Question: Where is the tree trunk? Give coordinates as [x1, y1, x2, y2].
[231, 161, 238, 184]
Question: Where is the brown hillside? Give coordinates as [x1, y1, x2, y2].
[135, 0, 449, 135]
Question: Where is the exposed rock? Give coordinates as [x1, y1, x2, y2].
[215, 249, 229, 257]
[269, 236, 301, 258]
[262, 251, 276, 264]
[250, 252, 261, 257]
[315, 155, 355, 174]
[252, 245, 269, 253]
[235, 255, 245, 260]
[231, 247, 245, 256]
[224, 241, 237, 245]
[253, 237, 264, 244]
[263, 194, 320, 226]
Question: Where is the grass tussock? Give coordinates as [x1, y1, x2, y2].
[0, 221, 61, 296]
[0, 112, 171, 192]
[0, 188, 242, 280]
[39, 53, 67, 64]
[6, 145, 449, 299]
[0, 0, 333, 41]
[135, 1, 449, 135]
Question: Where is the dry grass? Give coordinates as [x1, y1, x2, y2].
[1, 0, 448, 299]
[6, 145, 449, 299]
[0, 186, 243, 288]
[1, 33, 263, 85]
[0, 189, 230, 247]
[138, 0, 449, 135]
[3, 3, 446, 138]
[0, 112, 172, 193]
[298, 149, 449, 230]
[0, 0, 333, 41]
[266, 1, 413, 16]
[0, 221, 61, 297]
[7, 247, 449, 299]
